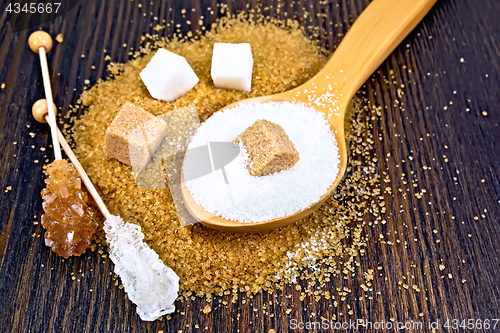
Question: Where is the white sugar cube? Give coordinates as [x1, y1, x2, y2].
[211, 43, 253, 92]
[140, 48, 199, 102]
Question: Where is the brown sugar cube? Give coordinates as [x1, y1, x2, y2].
[104, 102, 167, 169]
[234, 119, 299, 177]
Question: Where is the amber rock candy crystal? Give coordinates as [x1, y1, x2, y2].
[41, 159, 98, 258]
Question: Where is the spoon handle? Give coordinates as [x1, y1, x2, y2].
[288, 0, 436, 115]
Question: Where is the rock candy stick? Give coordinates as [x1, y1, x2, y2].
[38, 156, 99, 258]
[29, 31, 62, 160]
[30, 31, 98, 258]
[33, 99, 179, 321]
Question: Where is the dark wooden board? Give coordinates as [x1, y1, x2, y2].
[1, 0, 499, 332]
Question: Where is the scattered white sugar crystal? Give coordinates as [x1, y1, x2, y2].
[103, 215, 179, 321]
[140, 48, 199, 102]
[211, 43, 253, 92]
[184, 101, 339, 223]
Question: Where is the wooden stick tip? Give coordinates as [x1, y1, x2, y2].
[29, 31, 53, 54]
[32, 99, 56, 123]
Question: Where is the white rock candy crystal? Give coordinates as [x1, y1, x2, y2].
[103, 215, 179, 321]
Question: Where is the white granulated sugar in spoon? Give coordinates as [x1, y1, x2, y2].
[184, 101, 340, 223]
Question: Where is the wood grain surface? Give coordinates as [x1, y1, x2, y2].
[0, 0, 499, 332]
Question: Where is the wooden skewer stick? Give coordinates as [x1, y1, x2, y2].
[32, 99, 111, 219]
[54, 123, 111, 219]
[29, 31, 62, 160]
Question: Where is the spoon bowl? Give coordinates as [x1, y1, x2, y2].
[181, 0, 436, 232]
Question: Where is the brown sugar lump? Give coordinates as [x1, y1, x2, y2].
[235, 119, 300, 176]
[104, 102, 167, 169]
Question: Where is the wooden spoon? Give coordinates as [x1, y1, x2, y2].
[181, 0, 437, 232]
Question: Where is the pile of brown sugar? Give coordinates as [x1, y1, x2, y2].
[68, 17, 384, 301]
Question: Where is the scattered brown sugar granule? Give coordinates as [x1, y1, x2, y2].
[234, 119, 299, 177]
[104, 102, 167, 169]
[69, 17, 380, 300]
[201, 305, 212, 314]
